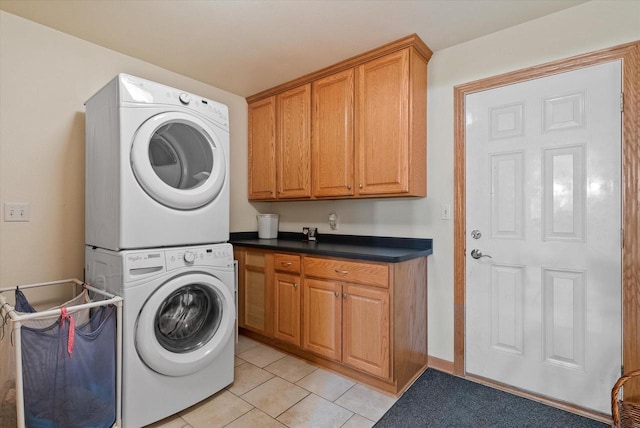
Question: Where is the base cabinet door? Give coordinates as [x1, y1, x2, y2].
[342, 284, 390, 379]
[274, 272, 301, 346]
[303, 278, 342, 361]
[238, 250, 273, 336]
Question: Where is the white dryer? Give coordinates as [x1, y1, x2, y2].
[85, 74, 230, 250]
[85, 243, 236, 428]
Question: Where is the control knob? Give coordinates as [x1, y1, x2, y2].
[179, 93, 191, 105]
[183, 251, 196, 264]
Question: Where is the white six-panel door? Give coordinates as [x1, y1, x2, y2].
[465, 60, 622, 414]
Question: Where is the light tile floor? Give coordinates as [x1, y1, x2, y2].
[146, 335, 397, 428]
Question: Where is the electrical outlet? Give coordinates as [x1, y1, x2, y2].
[4, 203, 30, 222]
[328, 213, 338, 230]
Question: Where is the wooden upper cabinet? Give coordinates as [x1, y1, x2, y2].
[356, 47, 426, 197]
[248, 97, 276, 200]
[246, 34, 430, 201]
[312, 69, 355, 198]
[277, 85, 311, 199]
[356, 50, 410, 195]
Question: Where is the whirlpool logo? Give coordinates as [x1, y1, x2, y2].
[128, 253, 161, 262]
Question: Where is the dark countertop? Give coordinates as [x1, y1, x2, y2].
[230, 232, 433, 263]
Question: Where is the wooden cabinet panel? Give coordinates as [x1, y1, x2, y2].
[239, 250, 273, 336]
[248, 97, 277, 200]
[274, 253, 301, 274]
[356, 49, 410, 195]
[236, 244, 428, 395]
[342, 284, 390, 379]
[303, 278, 342, 361]
[244, 269, 267, 331]
[247, 36, 429, 201]
[303, 257, 389, 288]
[312, 69, 355, 197]
[274, 272, 301, 346]
[277, 85, 311, 199]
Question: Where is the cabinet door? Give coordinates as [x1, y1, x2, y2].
[312, 69, 355, 197]
[356, 49, 410, 195]
[248, 97, 277, 200]
[240, 251, 273, 336]
[277, 85, 311, 199]
[273, 272, 301, 346]
[342, 284, 390, 379]
[303, 278, 342, 361]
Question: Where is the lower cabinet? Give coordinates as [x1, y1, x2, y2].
[235, 247, 427, 396]
[303, 279, 390, 379]
[235, 249, 272, 336]
[342, 284, 390, 379]
[274, 272, 301, 346]
[303, 278, 342, 361]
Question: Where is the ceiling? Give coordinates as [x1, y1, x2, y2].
[0, 0, 588, 97]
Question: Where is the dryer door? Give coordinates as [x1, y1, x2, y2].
[130, 112, 227, 210]
[136, 273, 235, 376]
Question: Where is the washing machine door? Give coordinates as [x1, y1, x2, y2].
[130, 112, 227, 210]
[135, 273, 235, 376]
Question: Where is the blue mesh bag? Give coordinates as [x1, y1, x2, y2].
[16, 289, 116, 428]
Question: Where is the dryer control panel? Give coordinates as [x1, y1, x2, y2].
[118, 74, 229, 129]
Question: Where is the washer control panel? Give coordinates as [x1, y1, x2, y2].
[166, 243, 234, 270]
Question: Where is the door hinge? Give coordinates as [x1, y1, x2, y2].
[621, 228, 625, 249]
[621, 93, 624, 112]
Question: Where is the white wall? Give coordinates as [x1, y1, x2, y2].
[1, 1, 638, 361]
[233, 0, 640, 361]
[0, 11, 250, 287]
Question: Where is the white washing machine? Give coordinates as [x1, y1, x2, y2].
[85, 74, 230, 251]
[85, 243, 236, 428]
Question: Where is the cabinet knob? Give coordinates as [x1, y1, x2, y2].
[359, 184, 363, 189]
[293, 283, 298, 289]
[334, 291, 339, 297]
[335, 270, 349, 275]
[343, 293, 347, 299]
[281, 262, 292, 267]
[346, 184, 352, 190]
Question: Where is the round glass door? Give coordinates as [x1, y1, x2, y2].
[155, 285, 223, 353]
[136, 273, 235, 376]
[131, 112, 226, 210]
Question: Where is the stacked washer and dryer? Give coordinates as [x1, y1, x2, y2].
[84, 74, 235, 428]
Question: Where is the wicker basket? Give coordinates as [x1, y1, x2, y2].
[612, 370, 640, 427]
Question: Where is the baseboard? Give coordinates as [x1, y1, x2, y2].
[428, 355, 454, 374]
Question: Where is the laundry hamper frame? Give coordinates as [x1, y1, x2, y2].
[0, 279, 123, 428]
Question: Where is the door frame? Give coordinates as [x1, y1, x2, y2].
[453, 41, 640, 402]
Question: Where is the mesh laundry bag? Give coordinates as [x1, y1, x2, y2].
[5, 289, 116, 428]
[0, 289, 91, 427]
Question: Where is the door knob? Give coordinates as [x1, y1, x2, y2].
[471, 249, 492, 259]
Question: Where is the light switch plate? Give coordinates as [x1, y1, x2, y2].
[441, 204, 451, 220]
